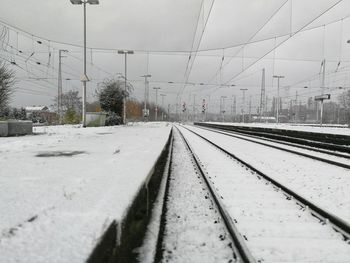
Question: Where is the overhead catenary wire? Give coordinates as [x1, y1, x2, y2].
[223, 0, 344, 85]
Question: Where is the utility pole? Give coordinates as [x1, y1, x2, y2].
[240, 88, 248, 122]
[259, 68, 265, 122]
[167, 104, 170, 121]
[233, 95, 236, 122]
[70, 0, 100, 127]
[248, 95, 252, 122]
[141, 74, 151, 120]
[273, 75, 284, 124]
[193, 94, 196, 121]
[220, 96, 227, 122]
[206, 95, 210, 121]
[58, 49, 68, 124]
[295, 91, 298, 123]
[320, 59, 326, 126]
[160, 94, 166, 121]
[153, 87, 160, 121]
[118, 50, 134, 124]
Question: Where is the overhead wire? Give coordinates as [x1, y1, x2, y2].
[223, 0, 344, 85]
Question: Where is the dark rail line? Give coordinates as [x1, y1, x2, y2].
[194, 122, 350, 154]
[193, 124, 350, 170]
[182, 125, 350, 241]
[175, 126, 256, 263]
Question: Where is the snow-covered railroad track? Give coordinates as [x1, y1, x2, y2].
[193, 125, 350, 170]
[155, 128, 254, 263]
[177, 125, 350, 262]
[194, 123, 350, 155]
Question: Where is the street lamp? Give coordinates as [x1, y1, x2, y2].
[70, 0, 99, 127]
[118, 50, 134, 124]
[160, 94, 166, 121]
[141, 74, 152, 119]
[240, 88, 248, 123]
[273, 75, 284, 124]
[153, 87, 161, 121]
[220, 96, 227, 122]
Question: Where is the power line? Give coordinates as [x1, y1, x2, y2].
[223, 0, 344, 85]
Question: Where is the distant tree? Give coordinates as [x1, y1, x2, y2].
[54, 90, 82, 114]
[86, 100, 101, 112]
[96, 78, 133, 124]
[64, 108, 81, 124]
[338, 90, 350, 109]
[126, 99, 142, 120]
[0, 62, 15, 117]
[19, 107, 27, 120]
[338, 90, 350, 125]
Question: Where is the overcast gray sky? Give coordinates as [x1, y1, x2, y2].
[1, 0, 350, 113]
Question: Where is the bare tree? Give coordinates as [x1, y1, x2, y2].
[338, 90, 350, 109]
[338, 90, 350, 125]
[0, 61, 15, 115]
[54, 90, 82, 113]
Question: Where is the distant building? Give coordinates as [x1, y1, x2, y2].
[25, 106, 57, 124]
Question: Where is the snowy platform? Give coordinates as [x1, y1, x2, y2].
[201, 122, 350, 136]
[0, 122, 172, 263]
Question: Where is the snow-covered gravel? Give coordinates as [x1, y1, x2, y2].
[178, 125, 350, 262]
[205, 122, 350, 136]
[0, 122, 171, 263]
[198, 126, 350, 166]
[161, 128, 237, 262]
[184, 125, 350, 224]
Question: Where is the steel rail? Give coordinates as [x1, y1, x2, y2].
[192, 125, 350, 170]
[176, 126, 256, 263]
[194, 123, 350, 154]
[181, 125, 350, 240]
[195, 124, 350, 159]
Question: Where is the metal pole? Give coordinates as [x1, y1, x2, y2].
[222, 97, 225, 122]
[193, 94, 196, 121]
[277, 77, 280, 124]
[260, 68, 265, 122]
[249, 95, 252, 122]
[273, 75, 284, 124]
[160, 94, 166, 121]
[82, 2, 87, 127]
[155, 89, 158, 121]
[58, 50, 62, 124]
[123, 53, 127, 124]
[141, 74, 151, 120]
[153, 87, 160, 121]
[320, 59, 326, 126]
[240, 88, 247, 123]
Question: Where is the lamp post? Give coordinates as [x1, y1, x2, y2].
[160, 94, 166, 121]
[141, 74, 151, 119]
[273, 75, 284, 124]
[70, 0, 99, 127]
[153, 87, 161, 121]
[220, 96, 227, 122]
[240, 88, 248, 123]
[118, 50, 134, 124]
[58, 49, 68, 124]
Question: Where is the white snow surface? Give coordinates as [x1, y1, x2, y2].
[178, 125, 350, 262]
[161, 129, 236, 262]
[205, 122, 350, 136]
[185, 125, 350, 224]
[0, 122, 171, 263]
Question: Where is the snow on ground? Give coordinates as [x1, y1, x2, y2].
[161, 128, 235, 262]
[185, 125, 350, 224]
[0, 122, 171, 263]
[178, 125, 350, 262]
[205, 122, 350, 136]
